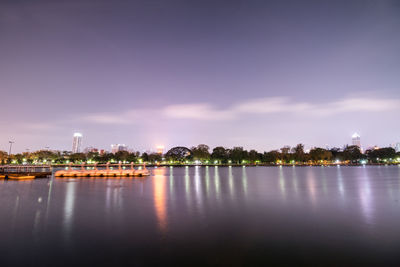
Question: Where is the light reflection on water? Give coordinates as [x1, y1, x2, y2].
[63, 180, 76, 244]
[359, 167, 374, 226]
[306, 167, 317, 207]
[1, 166, 400, 266]
[153, 168, 167, 233]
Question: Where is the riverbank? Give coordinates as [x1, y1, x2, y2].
[2, 163, 400, 170]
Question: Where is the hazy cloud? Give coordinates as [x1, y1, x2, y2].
[81, 96, 400, 124]
[83, 114, 132, 125]
[163, 103, 235, 120]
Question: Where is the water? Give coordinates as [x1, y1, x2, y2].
[1, 166, 400, 266]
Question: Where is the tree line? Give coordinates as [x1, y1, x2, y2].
[1, 144, 399, 165]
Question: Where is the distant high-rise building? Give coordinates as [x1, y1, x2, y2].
[396, 142, 400, 153]
[111, 144, 128, 154]
[83, 146, 98, 154]
[72, 133, 82, 153]
[352, 133, 361, 148]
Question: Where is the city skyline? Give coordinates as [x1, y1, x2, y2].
[1, 2, 400, 266]
[1, 0, 400, 153]
[4, 132, 400, 155]
[2, 129, 400, 154]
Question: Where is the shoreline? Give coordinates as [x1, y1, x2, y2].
[2, 163, 400, 169]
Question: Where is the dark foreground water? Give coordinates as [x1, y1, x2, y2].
[1, 166, 400, 266]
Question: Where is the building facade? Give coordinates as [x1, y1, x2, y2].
[352, 133, 361, 148]
[72, 133, 82, 153]
[111, 144, 128, 154]
[83, 146, 98, 154]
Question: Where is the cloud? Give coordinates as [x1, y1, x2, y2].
[81, 109, 155, 124]
[163, 103, 235, 120]
[327, 97, 400, 113]
[19, 123, 60, 131]
[80, 96, 400, 124]
[233, 97, 312, 114]
[83, 113, 132, 124]
[308, 97, 400, 116]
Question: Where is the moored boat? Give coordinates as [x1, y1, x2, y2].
[7, 175, 36, 180]
[134, 164, 150, 177]
[55, 163, 73, 177]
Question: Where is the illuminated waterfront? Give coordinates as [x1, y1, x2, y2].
[1, 166, 400, 266]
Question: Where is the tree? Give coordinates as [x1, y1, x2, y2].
[148, 153, 162, 163]
[342, 145, 363, 162]
[211, 147, 228, 163]
[165, 147, 192, 162]
[86, 152, 100, 161]
[329, 147, 342, 161]
[280, 146, 292, 163]
[263, 150, 282, 163]
[292, 144, 305, 162]
[141, 152, 149, 162]
[229, 147, 248, 164]
[191, 144, 211, 161]
[248, 149, 262, 163]
[115, 151, 130, 162]
[126, 152, 139, 163]
[0, 151, 8, 164]
[69, 153, 86, 163]
[366, 147, 397, 162]
[309, 148, 332, 162]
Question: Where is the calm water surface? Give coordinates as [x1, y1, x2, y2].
[1, 166, 400, 266]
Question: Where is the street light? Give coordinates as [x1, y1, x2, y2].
[8, 141, 15, 155]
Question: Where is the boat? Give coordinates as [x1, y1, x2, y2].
[7, 175, 36, 180]
[65, 163, 87, 177]
[122, 163, 136, 176]
[90, 163, 103, 177]
[117, 163, 128, 177]
[55, 163, 73, 177]
[76, 163, 90, 177]
[55, 162, 150, 178]
[134, 164, 150, 177]
[97, 162, 119, 177]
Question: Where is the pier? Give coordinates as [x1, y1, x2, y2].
[0, 165, 52, 179]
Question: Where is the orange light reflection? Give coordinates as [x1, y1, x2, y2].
[153, 168, 167, 233]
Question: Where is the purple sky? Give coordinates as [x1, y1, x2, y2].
[1, 0, 400, 153]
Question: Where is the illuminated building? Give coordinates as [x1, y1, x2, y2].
[111, 144, 128, 154]
[72, 133, 82, 153]
[156, 145, 165, 155]
[396, 143, 400, 153]
[352, 133, 361, 148]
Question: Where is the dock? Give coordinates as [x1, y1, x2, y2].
[0, 165, 52, 179]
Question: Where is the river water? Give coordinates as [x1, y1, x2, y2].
[1, 166, 400, 266]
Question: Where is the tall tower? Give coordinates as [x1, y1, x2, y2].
[72, 133, 82, 153]
[352, 133, 361, 148]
